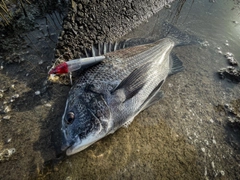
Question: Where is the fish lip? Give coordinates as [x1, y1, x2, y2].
[65, 133, 106, 156]
[66, 144, 87, 156]
[65, 140, 97, 156]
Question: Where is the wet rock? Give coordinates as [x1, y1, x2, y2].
[227, 57, 238, 66]
[215, 100, 240, 130]
[71, 0, 77, 13]
[82, 0, 89, 5]
[225, 52, 238, 66]
[77, 4, 83, 11]
[218, 66, 240, 83]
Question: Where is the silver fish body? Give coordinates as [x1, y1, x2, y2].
[61, 38, 183, 155]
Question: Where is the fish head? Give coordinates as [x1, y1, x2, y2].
[61, 93, 111, 156]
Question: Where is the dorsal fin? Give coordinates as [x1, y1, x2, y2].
[83, 38, 156, 58]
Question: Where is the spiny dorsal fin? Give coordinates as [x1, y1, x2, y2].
[84, 38, 156, 57]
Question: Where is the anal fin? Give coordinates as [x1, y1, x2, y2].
[169, 53, 184, 76]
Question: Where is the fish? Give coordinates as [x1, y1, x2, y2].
[61, 38, 184, 156]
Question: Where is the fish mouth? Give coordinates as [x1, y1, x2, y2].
[63, 133, 105, 156]
[66, 142, 94, 156]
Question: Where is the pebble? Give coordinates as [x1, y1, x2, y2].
[65, 176, 72, 180]
[1, 148, 16, 158]
[201, 40, 210, 47]
[220, 170, 225, 176]
[77, 4, 83, 10]
[164, 4, 171, 9]
[205, 140, 209, 146]
[6, 138, 11, 143]
[225, 52, 234, 58]
[35, 91, 41, 95]
[12, 94, 19, 99]
[201, 147, 206, 153]
[211, 161, 215, 169]
[4, 106, 11, 113]
[3, 115, 11, 120]
[10, 94, 20, 102]
[45, 103, 52, 107]
[204, 167, 207, 176]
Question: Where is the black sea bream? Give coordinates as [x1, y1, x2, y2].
[61, 38, 183, 155]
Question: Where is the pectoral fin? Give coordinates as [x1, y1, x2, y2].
[112, 63, 152, 102]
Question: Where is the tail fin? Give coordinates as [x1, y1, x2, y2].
[161, 21, 203, 46]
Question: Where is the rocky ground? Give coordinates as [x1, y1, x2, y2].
[54, 0, 175, 61]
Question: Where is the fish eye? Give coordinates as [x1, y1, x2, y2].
[66, 111, 75, 124]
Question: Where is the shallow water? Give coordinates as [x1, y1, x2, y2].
[1, 0, 240, 179]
